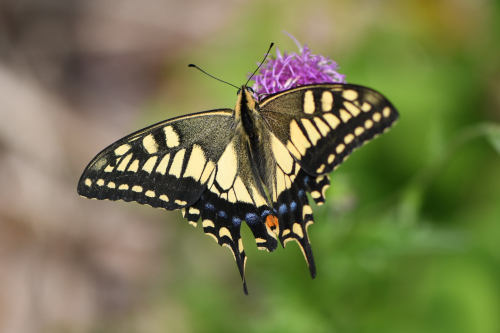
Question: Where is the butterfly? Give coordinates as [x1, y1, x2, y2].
[78, 73, 399, 294]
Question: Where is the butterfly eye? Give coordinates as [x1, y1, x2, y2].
[246, 87, 255, 94]
[237, 89, 241, 95]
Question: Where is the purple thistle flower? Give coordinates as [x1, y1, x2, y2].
[250, 32, 346, 96]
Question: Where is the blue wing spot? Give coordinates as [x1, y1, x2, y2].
[261, 210, 271, 219]
[279, 204, 287, 215]
[290, 201, 297, 211]
[303, 176, 310, 185]
[205, 203, 215, 211]
[245, 213, 259, 225]
[218, 211, 227, 218]
[232, 217, 242, 226]
[298, 189, 305, 197]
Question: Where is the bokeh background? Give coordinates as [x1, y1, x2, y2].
[1, 0, 500, 332]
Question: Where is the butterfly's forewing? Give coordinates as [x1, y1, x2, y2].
[77, 110, 235, 210]
[260, 84, 399, 176]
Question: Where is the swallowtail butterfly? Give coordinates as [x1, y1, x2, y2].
[78, 64, 399, 294]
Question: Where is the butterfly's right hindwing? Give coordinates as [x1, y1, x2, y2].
[77, 109, 234, 210]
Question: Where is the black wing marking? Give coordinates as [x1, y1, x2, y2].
[181, 130, 279, 294]
[78, 109, 234, 210]
[260, 83, 399, 176]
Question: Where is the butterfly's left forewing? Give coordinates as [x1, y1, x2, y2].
[78, 110, 235, 210]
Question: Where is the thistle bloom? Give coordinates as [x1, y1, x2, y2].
[251, 34, 346, 96]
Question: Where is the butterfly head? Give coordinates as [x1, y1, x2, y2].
[235, 85, 259, 115]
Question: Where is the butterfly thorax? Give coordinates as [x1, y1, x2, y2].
[234, 85, 263, 141]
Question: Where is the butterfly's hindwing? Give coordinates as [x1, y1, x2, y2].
[264, 131, 330, 276]
[182, 131, 279, 294]
[272, 167, 318, 277]
[260, 84, 399, 176]
[77, 110, 234, 210]
[247, 124, 324, 276]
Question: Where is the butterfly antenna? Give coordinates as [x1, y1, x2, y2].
[188, 64, 239, 89]
[245, 43, 274, 86]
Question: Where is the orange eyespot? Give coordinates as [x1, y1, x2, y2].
[265, 215, 279, 230]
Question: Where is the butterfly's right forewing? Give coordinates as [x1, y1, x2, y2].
[260, 84, 399, 177]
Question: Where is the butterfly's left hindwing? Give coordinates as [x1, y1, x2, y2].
[78, 110, 234, 210]
[183, 130, 279, 294]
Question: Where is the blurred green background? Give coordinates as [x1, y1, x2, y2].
[1, 0, 499, 332]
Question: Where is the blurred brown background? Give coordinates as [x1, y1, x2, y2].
[0, 0, 235, 331]
[1, 0, 500, 332]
